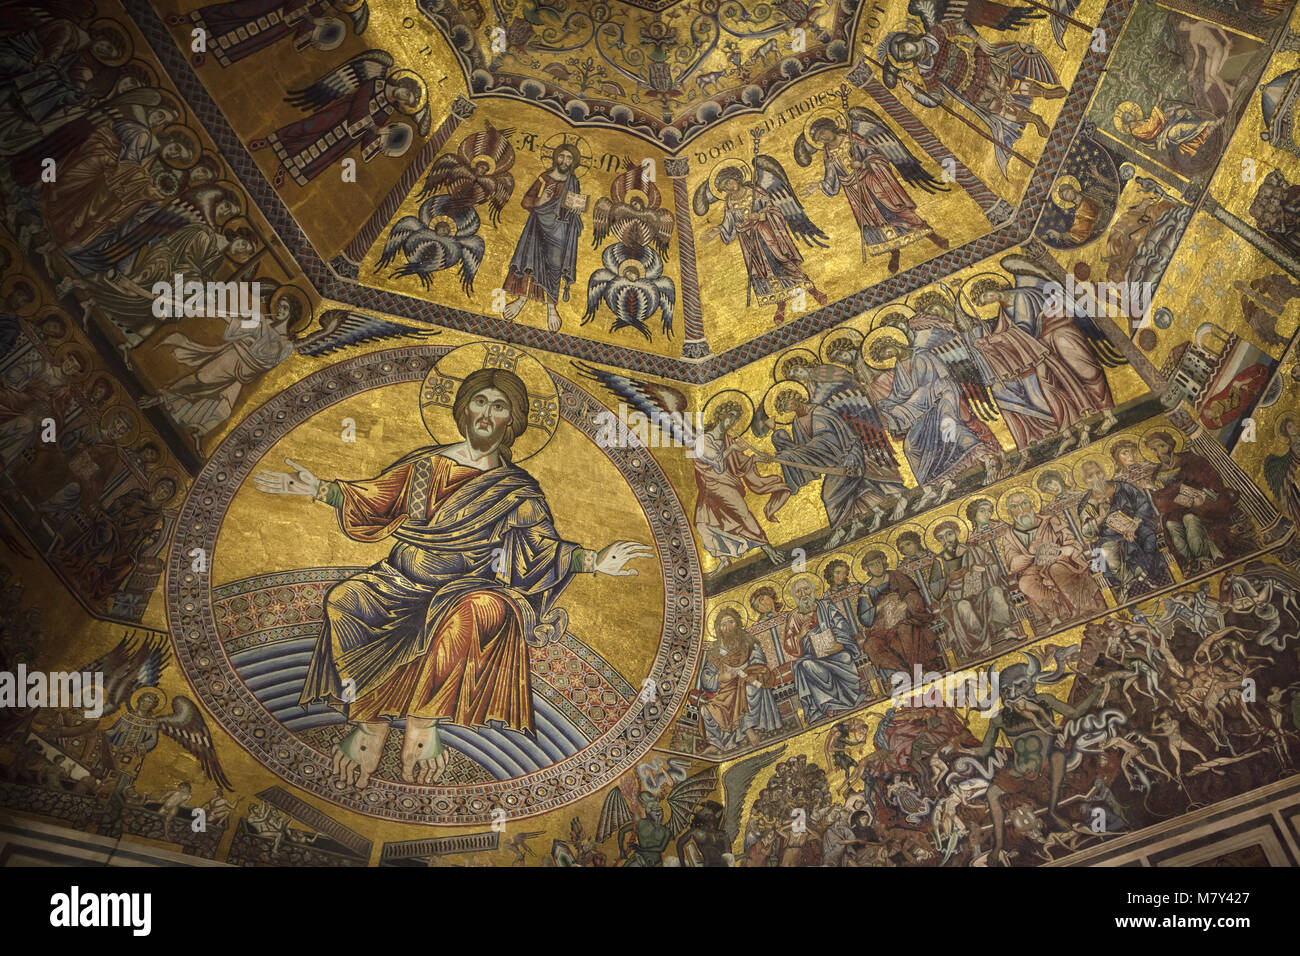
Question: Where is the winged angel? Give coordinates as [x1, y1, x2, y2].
[253, 50, 431, 188]
[880, 0, 1071, 174]
[575, 362, 789, 576]
[794, 104, 950, 272]
[8, 633, 233, 798]
[693, 156, 829, 325]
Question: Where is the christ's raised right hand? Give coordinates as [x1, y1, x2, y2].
[254, 458, 322, 496]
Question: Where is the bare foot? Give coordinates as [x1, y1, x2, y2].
[401, 716, 449, 784]
[500, 295, 525, 322]
[546, 303, 562, 332]
[331, 720, 389, 789]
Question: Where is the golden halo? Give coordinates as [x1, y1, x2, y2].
[269, 284, 313, 335]
[909, 287, 955, 317]
[1139, 426, 1186, 460]
[763, 380, 809, 425]
[471, 154, 497, 177]
[1051, 174, 1082, 210]
[957, 271, 1012, 321]
[387, 69, 428, 115]
[159, 123, 199, 169]
[53, 344, 91, 382]
[709, 156, 751, 195]
[149, 468, 183, 506]
[802, 105, 846, 144]
[1071, 455, 1111, 490]
[100, 406, 140, 447]
[1113, 101, 1143, 134]
[817, 552, 855, 585]
[624, 187, 650, 208]
[996, 485, 1041, 524]
[869, 301, 915, 331]
[744, 579, 785, 615]
[820, 327, 864, 365]
[419, 342, 559, 463]
[542, 132, 592, 170]
[89, 19, 133, 67]
[886, 522, 927, 557]
[1104, 434, 1144, 467]
[427, 214, 457, 234]
[701, 389, 754, 436]
[925, 513, 969, 551]
[774, 347, 818, 382]
[855, 540, 900, 573]
[706, 600, 748, 639]
[1, 275, 38, 315]
[862, 326, 909, 370]
[130, 686, 167, 713]
[783, 571, 823, 603]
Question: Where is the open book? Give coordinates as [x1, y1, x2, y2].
[1104, 510, 1140, 536]
[807, 626, 843, 659]
[562, 191, 590, 214]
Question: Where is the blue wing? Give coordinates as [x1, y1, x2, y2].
[753, 154, 830, 248]
[570, 361, 693, 448]
[294, 310, 438, 356]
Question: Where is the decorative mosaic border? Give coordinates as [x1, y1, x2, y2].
[163, 346, 704, 825]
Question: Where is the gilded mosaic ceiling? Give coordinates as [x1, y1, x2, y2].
[2, 0, 1300, 873]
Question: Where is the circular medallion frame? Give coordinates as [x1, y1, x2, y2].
[165, 346, 703, 825]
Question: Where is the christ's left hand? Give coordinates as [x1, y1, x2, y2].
[595, 541, 653, 576]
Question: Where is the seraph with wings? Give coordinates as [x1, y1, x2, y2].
[418, 122, 516, 227]
[292, 309, 439, 357]
[582, 243, 676, 339]
[692, 155, 831, 250]
[377, 194, 486, 295]
[571, 361, 694, 448]
[793, 105, 947, 195]
[592, 157, 675, 254]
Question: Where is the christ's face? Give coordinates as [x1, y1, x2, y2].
[466, 386, 513, 450]
[553, 149, 576, 174]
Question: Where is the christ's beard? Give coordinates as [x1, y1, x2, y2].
[468, 428, 506, 454]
